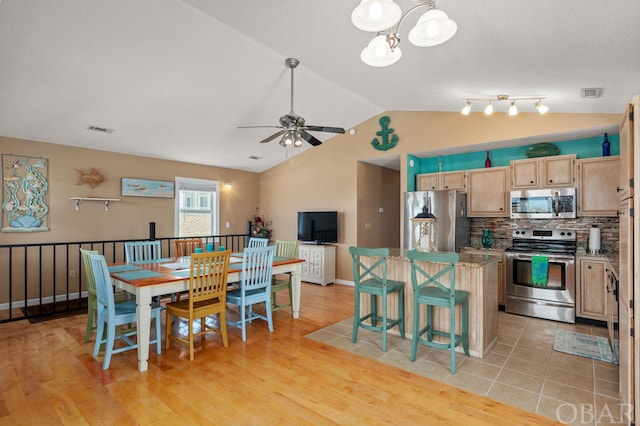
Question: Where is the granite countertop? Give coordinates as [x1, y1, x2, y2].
[387, 248, 499, 268]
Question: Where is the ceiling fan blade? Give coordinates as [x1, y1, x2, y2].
[300, 131, 322, 147]
[305, 126, 346, 134]
[259, 130, 286, 144]
[238, 125, 284, 129]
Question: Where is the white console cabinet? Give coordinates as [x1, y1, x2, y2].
[298, 244, 336, 286]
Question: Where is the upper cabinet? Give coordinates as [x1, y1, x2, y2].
[618, 103, 634, 201]
[467, 166, 509, 217]
[577, 156, 620, 217]
[510, 154, 575, 189]
[416, 171, 466, 192]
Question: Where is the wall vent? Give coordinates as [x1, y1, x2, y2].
[87, 125, 114, 133]
[581, 88, 603, 98]
[248, 156, 263, 160]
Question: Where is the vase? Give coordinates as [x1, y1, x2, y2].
[481, 229, 494, 248]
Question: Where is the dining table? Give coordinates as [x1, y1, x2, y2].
[108, 253, 305, 372]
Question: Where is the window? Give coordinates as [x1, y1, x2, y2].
[175, 177, 219, 237]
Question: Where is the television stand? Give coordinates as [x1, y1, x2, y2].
[298, 244, 336, 286]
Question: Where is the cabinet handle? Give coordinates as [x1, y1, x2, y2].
[549, 179, 553, 183]
[530, 180, 534, 184]
[587, 265, 592, 269]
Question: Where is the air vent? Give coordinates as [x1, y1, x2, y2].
[249, 156, 263, 160]
[87, 125, 114, 133]
[581, 88, 602, 98]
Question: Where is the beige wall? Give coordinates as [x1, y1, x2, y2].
[260, 111, 621, 282]
[0, 136, 260, 245]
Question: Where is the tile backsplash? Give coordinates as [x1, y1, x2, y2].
[470, 217, 619, 253]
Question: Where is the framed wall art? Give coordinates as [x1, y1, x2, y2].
[121, 178, 174, 198]
[2, 154, 50, 232]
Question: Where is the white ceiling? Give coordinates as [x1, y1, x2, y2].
[1, 0, 639, 173]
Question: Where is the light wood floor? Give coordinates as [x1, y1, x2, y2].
[0, 283, 560, 425]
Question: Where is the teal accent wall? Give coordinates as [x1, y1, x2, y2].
[406, 134, 620, 191]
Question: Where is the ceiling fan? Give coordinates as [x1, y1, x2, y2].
[238, 58, 345, 147]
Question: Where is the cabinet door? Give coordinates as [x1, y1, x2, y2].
[542, 155, 575, 187]
[577, 258, 607, 320]
[467, 167, 509, 217]
[511, 159, 539, 189]
[577, 157, 620, 216]
[440, 171, 466, 191]
[416, 173, 438, 191]
[618, 102, 634, 201]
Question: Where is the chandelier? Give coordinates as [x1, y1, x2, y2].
[461, 95, 550, 116]
[351, 0, 457, 67]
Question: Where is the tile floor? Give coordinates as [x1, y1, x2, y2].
[307, 312, 623, 425]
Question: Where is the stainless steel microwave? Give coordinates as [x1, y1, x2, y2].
[510, 187, 577, 219]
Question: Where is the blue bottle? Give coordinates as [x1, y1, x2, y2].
[602, 133, 610, 157]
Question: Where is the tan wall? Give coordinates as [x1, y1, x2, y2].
[260, 111, 621, 282]
[0, 136, 260, 244]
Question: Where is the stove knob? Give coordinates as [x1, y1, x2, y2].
[567, 232, 572, 236]
[560, 232, 565, 236]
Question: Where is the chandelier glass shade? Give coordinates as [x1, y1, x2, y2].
[462, 96, 549, 116]
[352, 0, 457, 67]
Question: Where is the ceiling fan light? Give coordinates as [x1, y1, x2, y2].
[351, 0, 402, 32]
[461, 101, 471, 115]
[408, 9, 457, 47]
[509, 101, 518, 116]
[484, 102, 493, 115]
[293, 133, 304, 147]
[361, 34, 401, 67]
[535, 100, 549, 114]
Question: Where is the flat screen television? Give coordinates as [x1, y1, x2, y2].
[297, 211, 338, 244]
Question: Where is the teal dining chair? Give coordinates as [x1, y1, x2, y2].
[406, 250, 469, 373]
[248, 237, 269, 248]
[227, 245, 275, 341]
[89, 253, 163, 370]
[349, 246, 405, 352]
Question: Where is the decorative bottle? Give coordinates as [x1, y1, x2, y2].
[481, 229, 494, 248]
[602, 133, 610, 157]
[485, 151, 492, 168]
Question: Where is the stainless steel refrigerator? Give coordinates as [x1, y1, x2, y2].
[403, 190, 470, 252]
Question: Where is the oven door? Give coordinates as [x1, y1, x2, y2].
[505, 251, 576, 323]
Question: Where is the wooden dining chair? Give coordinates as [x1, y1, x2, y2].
[248, 237, 269, 248]
[89, 253, 162, 370]
[349, 246, 405, 352]
[406, 250, 469, 373]
[124, 240, 162, 263]
[271, 240, 298, 312]
[227, 245, 275, 341]
[165, 250, 231, 361]
[174, 238, 204, 257]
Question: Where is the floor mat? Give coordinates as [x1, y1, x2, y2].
[553, 328, 617, 364]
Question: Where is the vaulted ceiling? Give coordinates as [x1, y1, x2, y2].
[1, 0, 639, 172]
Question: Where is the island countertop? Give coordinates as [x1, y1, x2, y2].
[387, 248, 500, 268]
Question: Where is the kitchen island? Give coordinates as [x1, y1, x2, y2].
[359, 249, 499, 358]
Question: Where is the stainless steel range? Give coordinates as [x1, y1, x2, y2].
[505, 228, 577, 323]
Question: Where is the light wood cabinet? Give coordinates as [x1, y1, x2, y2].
[576, 255, 618, 322]
[576, 156, 620, 216]
[461, 248, 504, 305]
[298, 244, 336, 286]
[467, 167, 509, 217]
[416, 171, 466, 191]
[510, 154, 575, 189]
[618, 103, 634, 201]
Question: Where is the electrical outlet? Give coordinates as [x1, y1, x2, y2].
[225, 221, 230, 228]
[69, 270, 76, 278]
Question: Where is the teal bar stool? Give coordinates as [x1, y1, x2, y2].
[349, 247, 405, 352]
[407, 250, 469, 373]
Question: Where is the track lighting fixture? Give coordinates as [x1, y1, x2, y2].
[461, 95, 549, 116]
[352, 0, 457, 67]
